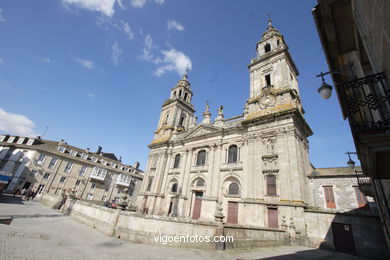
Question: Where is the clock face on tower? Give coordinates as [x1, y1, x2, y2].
[259, 94, 276, 109]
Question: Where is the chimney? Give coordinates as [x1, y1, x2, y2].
[133, 161, 140, 170]
[97, 146, 102, 154]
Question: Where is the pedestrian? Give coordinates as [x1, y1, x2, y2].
[13, 188, 20, 197]
[31, 189, 37, 200]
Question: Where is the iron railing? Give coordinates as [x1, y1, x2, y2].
[339, 72, 390, 134]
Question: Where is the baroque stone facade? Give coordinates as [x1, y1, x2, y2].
[137, 20, 313, 234]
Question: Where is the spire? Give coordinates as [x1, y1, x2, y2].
[267, 13, 273, 29]
[202, 101, 211, 124]
[183, 66, 189, 80]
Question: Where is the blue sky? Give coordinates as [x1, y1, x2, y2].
[0, 0, 358, 169]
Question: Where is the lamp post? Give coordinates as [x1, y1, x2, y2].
[316, 63, 355, 100]
[346, 151, 358, 169]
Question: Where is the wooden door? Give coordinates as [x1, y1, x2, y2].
[192, 192, 203, 220]
[332, 223, 356, 255]
[268, 208, 278, 228]
[227, 201, 238, 224]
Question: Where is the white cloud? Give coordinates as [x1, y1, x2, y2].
[155, 0, 165, 4]
[63, 0, 116, 17]
[75, 57, 95, 69]
[167, 19, 184, 31]
[42, 58, 51, 63]
[0, 9, 5, 22]
[87, 93, 96, 98]
[140, 34, 157, 62]
[111, 42, 123, 65]
[0, 108, 37, 137]
[130, 0, 146, 8]
[140, 34, 192, 76]
[154, 49, 192, 77]
[121, 20, 134, 39]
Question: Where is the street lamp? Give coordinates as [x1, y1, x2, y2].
[317, 73, 333, 99]
[346, 152, 357, 169]
[316, 63, 355, 100]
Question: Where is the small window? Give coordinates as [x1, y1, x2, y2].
[64, 161, 74, 173]
[323, 186, 336, 208]
[147, 178, 153, 191]
[264, 43, 271, 53]
[173, 91, 176, 97]
[31, 170, 38, 176]
[57, 146, 66, 153]
[228, 145, 238, 163]
[173, 154, 181, 168]
[354, 186, 368, 209]
[79, 165, 88, 176]
[266, 175, 277, 196]
[277, 40, 280, 46]
[265, 74, 271, 86]
[184, 92, 188, 101]
[179, 89, 182, 98]
[171, 183, 178, 193]
[48, 157, 58, 169]
[70, 150, 78, 156]
[75, 180, 81, 186]
[59, 176, 66, 182]
[101, 195, 107, 201]
[36, 154, 46, 165]
[196, 150, 206, 166]
[228, 182, 240, 195]
[43, 173, 50, 179]
[179, 115, 185, 127]
[91, 183, 96, 189]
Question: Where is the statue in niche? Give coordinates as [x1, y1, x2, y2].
[265, 138, 275, 154]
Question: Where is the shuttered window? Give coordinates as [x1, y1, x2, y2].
[354, 186, 368, 209]
[266, 175, 277, 196]
[323, 186, 336, 208]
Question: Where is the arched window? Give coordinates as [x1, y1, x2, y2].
[173, 154, 180, 168]
[179, 115, 185, 127]
[196, 150, 206, 166]
[195, 178, 205, 187]
[173, 91, 176, 97]
[179, 89, 182, 98]
[184, 92, 188, 101]
[171, 183, 178, 193]
[264, 43, 271, 53]
[228, 182, 240, 195]
[228, 145, 238, 163]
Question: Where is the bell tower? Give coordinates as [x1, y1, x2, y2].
[245, 18, 303, 120]
[152, 71, 196, 144]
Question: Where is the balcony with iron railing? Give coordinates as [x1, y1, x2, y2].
[339, 72, 390, 135]
[355, 170, 375, 198]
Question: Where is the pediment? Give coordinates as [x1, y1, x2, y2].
[184, 124, 221, 139]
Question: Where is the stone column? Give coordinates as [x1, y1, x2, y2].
[179, 149, 193, 218]
[206, 144, 216, 197]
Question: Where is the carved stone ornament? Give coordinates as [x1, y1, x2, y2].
[258, 94, 276, 109]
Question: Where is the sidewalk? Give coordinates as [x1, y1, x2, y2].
[0, 194, 369, 260]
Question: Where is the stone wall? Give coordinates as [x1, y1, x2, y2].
[40, 193, 62, 209]
[61, 198, 291, 250]
[305, 210, 389, 259]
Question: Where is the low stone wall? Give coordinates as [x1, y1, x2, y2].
[40, 193, 62, 209]
[224, 224, 288, 249]
[115, 212, 218, 249]
[67, 200, 118, 235]
[305, 210, 389, 259]
[60, 198, 289, 250]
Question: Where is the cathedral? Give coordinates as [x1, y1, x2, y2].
[134, 21, 387, 257]
[136, 18, 312, 233]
